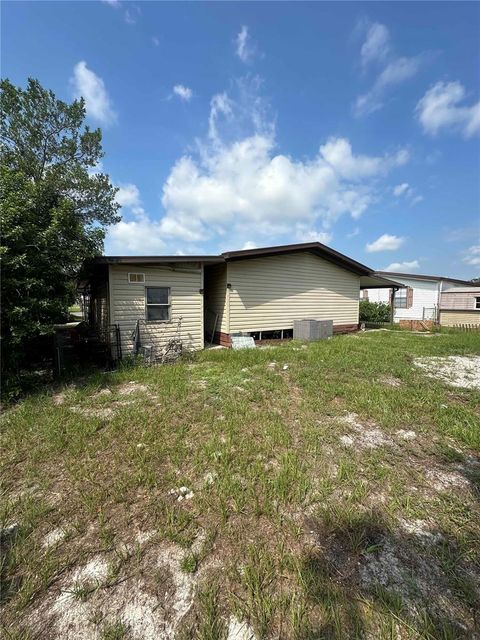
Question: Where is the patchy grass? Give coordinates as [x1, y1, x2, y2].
[1, 330, 479, 639]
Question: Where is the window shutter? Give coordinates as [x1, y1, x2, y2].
[406, 287, 414, 308]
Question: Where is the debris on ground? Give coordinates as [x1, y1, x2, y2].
[413, 355, 480, 390]
[169, 486, 194, 501]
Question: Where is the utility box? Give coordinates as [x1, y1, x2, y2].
[293, 319, 333, 341]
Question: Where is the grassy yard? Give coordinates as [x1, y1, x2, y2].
[1, 330, 479, 639]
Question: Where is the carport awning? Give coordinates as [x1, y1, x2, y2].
[360, 274, 403, 289]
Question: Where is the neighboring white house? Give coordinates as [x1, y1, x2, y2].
[363, 272, 476, 323]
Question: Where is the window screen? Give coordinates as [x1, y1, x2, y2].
[394, 288, 407, 308]
[146, 287, 170, 321]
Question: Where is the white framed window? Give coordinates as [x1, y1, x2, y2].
[475, 297, 480, 310]
[128, 273, 145, 283]
[394, 288, 407, 308]
[145, 287, 170, 322]
[395, 287, 413, 309]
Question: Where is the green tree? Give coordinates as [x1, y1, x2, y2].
[359, 300, 392, 323]
[1, 78, 120, 373]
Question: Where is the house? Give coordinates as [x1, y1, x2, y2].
[80, 242, 399, 357]
[439, 285, 480, 326]
[362, 272, 476, 325]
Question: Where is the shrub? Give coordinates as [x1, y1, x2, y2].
[359, 300, 391, 323]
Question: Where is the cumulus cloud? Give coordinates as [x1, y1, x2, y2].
[462, 245, 480, 266]
[173, 84, 193, 102]
[366, 234, 405, 252]
[115, 183, 141, 208]
[235, 25, 255, 63]
[416, 81, 480, 138]
[106, 77, 409, 254]
[159, 131, 408, 247]
[384, 260, 420, 272]
[107, 218, 166, 254]
[360, 22, 391, 69]
[71, 61, 116, 125]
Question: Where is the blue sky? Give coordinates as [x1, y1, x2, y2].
[2, 1, 480, 278]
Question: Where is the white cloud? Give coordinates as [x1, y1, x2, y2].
[115, 183, 141, 208]
[242, 240, 257, 250]
[366, 234, 405, 252]
[347, 227, 360, 238]
[71, 61, 116, 125]
[159, 129, 408, 246]
[102, 0, 120, 7]
[235, 25, 255, 63]
[360, 22, 391, 69]
[107, 218, 166, 254]
[393, 183, 409, 197]
[384, 260, 420, 272]
[152, 36, 160, 47]
[320, 137, 408, 180]
[124, 5, 140, 25]
[355, 56, 425, 117]
[463, 245, 480, 266]
[416, 81, 480, 138]
[173, 84, 193, 102]
[208, 92, 235, 143]
[393, 182, 423, 205]
[107, 77, 409, 254]
[295, 229, 333, 245]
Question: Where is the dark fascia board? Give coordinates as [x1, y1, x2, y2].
[221, 242, 372, 276]
[89, 255, 224, 265]
[375, 271, 477, 286]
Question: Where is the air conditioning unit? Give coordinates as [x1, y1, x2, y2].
[293, 319, 333, 341]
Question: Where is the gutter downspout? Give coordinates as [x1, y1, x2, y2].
[390, 287, 398, 324]
[437, 280, 443, 325]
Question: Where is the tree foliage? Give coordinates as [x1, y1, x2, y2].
[359, 299, 392, 323]
[1, 78, 120, 372]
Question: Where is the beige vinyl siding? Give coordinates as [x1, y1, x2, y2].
[440, 291, 480, 310]
[227, 252, 360, 332]
[440, 310, 480, 326]
[204, 263, 228, 333]
[109, 264, 204, 355]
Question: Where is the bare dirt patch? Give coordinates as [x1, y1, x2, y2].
[380, 375, 402, 387]
[117, 382, 150, 395]
[227, 616, 256, 639]
[27, 543, 201, 640]
[414, 355, 480, 390]
[338, 413, 393, 449]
